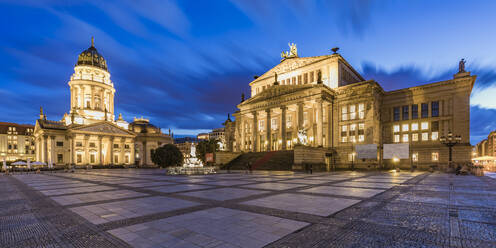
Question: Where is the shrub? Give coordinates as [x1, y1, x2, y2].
[151, 144, 183, 168]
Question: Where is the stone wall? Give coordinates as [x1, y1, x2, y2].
[215, 151, 241, 165]
[293, 145, 329, 171]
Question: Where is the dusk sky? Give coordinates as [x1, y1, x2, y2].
[1, 0, 495, 144]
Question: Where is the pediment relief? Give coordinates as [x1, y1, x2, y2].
[72, 122, 133, 135]
[258, 56, 330, 80]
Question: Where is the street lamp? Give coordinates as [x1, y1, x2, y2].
[439, 131, 462, 168]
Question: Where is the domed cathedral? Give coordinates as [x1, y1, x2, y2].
[33, 38, 172, 168]
[227, 43, 475, 171]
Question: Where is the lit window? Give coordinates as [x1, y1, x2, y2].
[402, 124, 409, 132]
[350, 136, 356, 143]
[412, 133, 419, 141]
[421, 122, 429, 130]
[358, 123, 364, 130]
[393, 125, 400, 133]
[286, 116, 292, 128]
[341, 106, 348, 120]
[412, 152, 418, 162]
[350, 105, 356, 120]
[394, 134, 400, 143]
[342, 136, 347, 142]
[271, 118, 278, 130]
[402, 134, 409, 142]
[350, 124, 356, 131]
[303, 112, 308, 126]
[342, 125, 348, 132]
[358, 135, 364, 142]
[259, 120, 265, 131]
[432, 152, 439, 161]
[411, 123, 419, 131]
[431, 131, 438, 140]
[422, 132, 429, 141]
[358, 103, 365, 119]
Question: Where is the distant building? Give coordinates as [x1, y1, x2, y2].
[0, 122, 35, 162]
[174, 137, 198, 157]
[475, 131, 496, 157]
[209, 128, 225, 141]
[197, 133, 209, 140]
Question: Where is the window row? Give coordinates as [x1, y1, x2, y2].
[393, 132, 439, 143]
[341, 103, 365, 121]
[341, 123, 365, 143]
[393, 101, 439, 121]
[393, 121, 439, 133]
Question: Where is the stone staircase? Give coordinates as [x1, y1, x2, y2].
[223, 150, 294, 171]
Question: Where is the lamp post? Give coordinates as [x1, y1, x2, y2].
[439, 131, 461, 169]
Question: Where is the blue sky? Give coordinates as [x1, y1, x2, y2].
[0, 0, 495, 144]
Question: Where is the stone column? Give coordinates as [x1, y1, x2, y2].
[297, 102, 304, 130]
[100, 88, 104, 111]
[238, 115, 244, 152]
[50, 135, 55, 164]
[110, 137, 114, 165]
[91, 86, 95, 109]
[130, 142, 135, 165]
[70, 135, 74, 165]
[120, 138, 125, 165]
[110, 92, 114, 115]
[142, 141, 147, 166]
[98, 136, 103, 165]
[266, 109, 271, 151]
[43, 135, 48, 163]
[317, 100, 323, 146]
[281, 106, 287, 150]
[326, 103, 333, 148]
[84, 135, 89, 164]
[252, 111, 258, 152]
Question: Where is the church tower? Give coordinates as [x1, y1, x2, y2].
[66, 37, 115, 125]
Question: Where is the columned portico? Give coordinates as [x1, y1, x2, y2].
[280, 106, 287, 150]
[252, 111, 258, 152]
[265, 109, 271, 151]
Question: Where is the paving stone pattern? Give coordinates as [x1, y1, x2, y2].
[0, 169, 495, 247]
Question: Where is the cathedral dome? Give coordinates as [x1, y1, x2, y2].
[76, 37, 108, 71]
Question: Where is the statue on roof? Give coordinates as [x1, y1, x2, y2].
[459, 58, 466, 73]
[281, 42, 298, 59]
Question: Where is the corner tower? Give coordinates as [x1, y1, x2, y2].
[67, 37, 115, 125]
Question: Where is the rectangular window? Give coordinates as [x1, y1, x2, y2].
[394, 134, 400, 143]
[431, 101, 439, 117]
[341, 106, 348, 121]
[393, 107, 400, 121]
[113, 144, 119, 148]
[350, 136, 356, 143]
[412, 104, 418, 119]
[310, 71, 314, 82]
[349, 105, 356, 120]
[304, 73, 308, 84]
[298, 75, 302, 84]
[402, 106, 409, 120]
[125, 155, 130, 164]
[125, 144, 130, 149]
[114, 155, 119, 164]
[259, 120, 264, 131]
[431, 121, 439, 132]
[286, 115, 292, 128]
[303, 112, 308, 126]
[412, 133, 419, 141]
[422, 132, 429, 141]
[342, 136, 348, 142]
[432, 152, 439, 161]
[56, 141, 63, 147]
[431, 131, 439, 140]
[421, 103, 429, 118]
[402, 124, 409, 132]
[358, 103, 365, 119]
[402, 134, 409, 142]
[89, 142, 96, 148]
[76, 142, 83, 147]
[358, 135, 364, 142]
[341, 125, 348, 138]
[421, 122, 429, 130]
[90, 154, 95, 163]
[393, 125, 400, 133]
[350, 124, 356, 131]
[358, 123, 364, 130]
[412, 152, 418, 162]
[57, 154, 63, 163]
[77, 154, 82, 163]
[271, 118, 278, 130]
[411, 123, 418, 131]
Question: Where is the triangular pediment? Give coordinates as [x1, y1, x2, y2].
[240, 84, 316, 106]
[254, 55, 332, 83]
[70, 121, 135, 136]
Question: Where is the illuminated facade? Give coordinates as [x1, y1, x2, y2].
[0, 122, 35, 162]
[34, 38, 172, 167]
[228, 45, 475, 169]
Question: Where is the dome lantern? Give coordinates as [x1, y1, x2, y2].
[76, 37, 108, 71]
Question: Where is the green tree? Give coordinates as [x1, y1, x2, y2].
[151, 144, 183, 168]
[196, 139, 219, 164]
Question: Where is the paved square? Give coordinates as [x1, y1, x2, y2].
[180, 187, 267, 201]
[242, 193, 361, 216]
[108, 207, 309, 248]
[300, 185, 385, 198]
[4, 169, 496, 248]
[50, 189, 148, 205]
[70, 196, 199, 224]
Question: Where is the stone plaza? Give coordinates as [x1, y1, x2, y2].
[1, 170, 496, 247]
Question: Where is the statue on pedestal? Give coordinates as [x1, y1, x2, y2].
[459, 58, 466, 73]
[297, 128, 308, 146]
